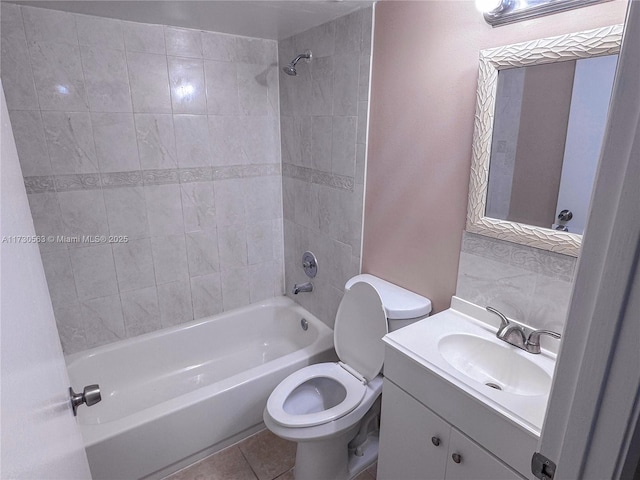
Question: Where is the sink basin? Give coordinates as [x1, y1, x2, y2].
[438, 334, 551, 396]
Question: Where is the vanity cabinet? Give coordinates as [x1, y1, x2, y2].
[378, 379, 524, 480]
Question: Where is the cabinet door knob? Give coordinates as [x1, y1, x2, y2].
[431, 436, 440, 446]
[452, 453, 462, 464]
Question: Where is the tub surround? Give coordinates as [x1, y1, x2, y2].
[67, 296, 335, 480]
[280, 7, 373, 329]
[1, 4, 285, 354]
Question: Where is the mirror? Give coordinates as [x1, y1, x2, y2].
[467, 24, 623, 256]
[486, 55, 618, 235]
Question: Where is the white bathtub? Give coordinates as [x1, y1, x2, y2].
[66, 296, 336, 480]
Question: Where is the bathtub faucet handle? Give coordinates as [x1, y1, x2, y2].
[70, 384, 101, 416]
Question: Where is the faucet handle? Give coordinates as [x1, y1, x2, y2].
[526, 329, 562, 354]
[486, 306, 510, 330]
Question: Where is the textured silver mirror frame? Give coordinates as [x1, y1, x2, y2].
[466, 24, 623, 257]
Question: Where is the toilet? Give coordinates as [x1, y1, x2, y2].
[263, 274, 432, 480]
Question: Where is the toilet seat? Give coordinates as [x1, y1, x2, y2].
[266, 362, 367, 428]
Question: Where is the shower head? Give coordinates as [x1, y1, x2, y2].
[282, 50, 312, 76]
[282, 64, 298, 76]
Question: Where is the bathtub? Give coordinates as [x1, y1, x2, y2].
[66, 296, 336, 480]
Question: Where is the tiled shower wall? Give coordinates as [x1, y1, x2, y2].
[1, 4, 284, 354]
[279, 8, 372, 327]
[456, 232, 576, 334]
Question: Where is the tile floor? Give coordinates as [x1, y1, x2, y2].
[164, 429, 378, 480]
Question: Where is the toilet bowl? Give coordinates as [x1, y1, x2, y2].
[264, 274, 432, 480]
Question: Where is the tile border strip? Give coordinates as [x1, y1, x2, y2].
[282, 163, 354, 192]
[24, 164, 282, 193]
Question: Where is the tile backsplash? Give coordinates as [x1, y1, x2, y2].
[1, 4, 285, 354]
[456, 231, 576, 333]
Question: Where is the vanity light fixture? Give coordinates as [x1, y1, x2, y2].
[481, 0, 610, 27]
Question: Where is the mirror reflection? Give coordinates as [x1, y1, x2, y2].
[485, 54, 617, 235]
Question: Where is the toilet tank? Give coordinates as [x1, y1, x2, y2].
[344, 274, 432, 332]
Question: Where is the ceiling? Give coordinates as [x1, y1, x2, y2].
[8, 0, 372, 40]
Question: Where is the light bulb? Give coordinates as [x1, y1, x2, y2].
[475, 0, 504, 13]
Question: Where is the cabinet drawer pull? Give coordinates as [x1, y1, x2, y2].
[452, 453, 462, 464]
[431, 436, 440, 446]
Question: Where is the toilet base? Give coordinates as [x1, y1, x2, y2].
[294, 427, 379, 480]
[294, 427, 354, 480]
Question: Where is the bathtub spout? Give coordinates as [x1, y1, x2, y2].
[292, 282, 313, 295]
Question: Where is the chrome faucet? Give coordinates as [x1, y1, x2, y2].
[292, 282, 313, 295]
[486, 306, 561, 354]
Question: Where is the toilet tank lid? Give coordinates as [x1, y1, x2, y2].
[344, 274, 432, 320]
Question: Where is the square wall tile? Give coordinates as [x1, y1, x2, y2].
[181, 182, 216, 232]
[103, 186, 149, 239]
[331, 116, 357, 177]
[22, 6, 77, 45]
[242, 116, 279, 165]
[145, 184, 184, 235]
[168, 57, 207, 114]
[91, 112, 140, 172]
[214, 179, 246, 226]
[53, 302, 87, 354]
[235, 37, 277, 65]
[174, 115, 211, 168]
[57, 189, 109, 238]
[247, 221, 275, 265]
[41, 249, 78, 308]
[29, 42, 88, 111]
[150, 234, 190, 285]
[127, 51, 171, 113]
[186, 229, 220, 277]
[9, 110, 52, 176]
[335, 9, 363, 55]
[80, 46, 132, 112]
[237, 63, 271, 116]
[293, 21, 335, 58]
[202, 31, 236, 62]
[249, 261, 278, 303]
[218, 224, 248, 271]
[209, 115, 245, 166]
[76, 14, 124, 50]
[81, 295, 125, 348]
[204, 60, 238, 114]
[165, 26, 203, 58]
[1, 7, 39, 110]
[310, 55, 334, 116]
[190, 273, 223, 319]
[69, 244, 118, 300]
[121, 286, 161, 336]
[42, 111, 98, 174]
[332, 53, 359, 116]
[157, 280, 193, 327]
[27, 193, 65, 251]
[221, 267, 250, 311]
[134, 113, 178, 169]
[113, 238, 156, 292]
[123, 21, 165, 54]
[245, 176, 282, 223]
[311, 116, 332, 173]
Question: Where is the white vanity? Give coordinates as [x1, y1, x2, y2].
[377, 297, 557, 480]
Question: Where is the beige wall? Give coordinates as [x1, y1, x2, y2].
[509, 61, 575, 227]
[362, 0, 627, 314]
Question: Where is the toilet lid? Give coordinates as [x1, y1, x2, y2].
[334, 282, 388, 382]
[266, 363, 367, 427]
